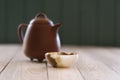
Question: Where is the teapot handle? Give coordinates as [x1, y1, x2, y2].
[18, 24, 28, 43]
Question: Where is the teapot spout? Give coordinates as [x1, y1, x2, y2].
[53, 23, 61, 31]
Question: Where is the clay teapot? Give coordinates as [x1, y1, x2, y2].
[18, 13, 61, 62]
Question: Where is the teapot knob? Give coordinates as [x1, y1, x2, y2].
[35, 13, 47, 18]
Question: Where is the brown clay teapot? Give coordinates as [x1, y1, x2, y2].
[18, 13, 61, 62]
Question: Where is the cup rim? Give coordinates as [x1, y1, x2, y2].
[46, 52, 78, 55]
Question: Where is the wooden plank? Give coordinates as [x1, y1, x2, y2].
[0, 46, 48, 80]
[77, 51, 120, 80]
[0, 45, 19, 73]
[1, 45, 120, 80]
[47, 65, 83, 80]
[82, 47, 120, 75]
[61, 46, 120, 80]
[109, 47, 120, 56]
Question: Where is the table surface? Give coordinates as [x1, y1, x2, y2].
[0, 44, 120, 80]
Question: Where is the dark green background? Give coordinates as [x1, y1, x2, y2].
[0, 0, 120, 46]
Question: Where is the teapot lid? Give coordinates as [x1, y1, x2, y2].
[30, 13, 54, 26]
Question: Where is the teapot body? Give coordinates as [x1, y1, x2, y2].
[18, 13, 61, 61]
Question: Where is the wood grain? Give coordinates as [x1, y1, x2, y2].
[0, 45, 19, 73]
[0, 45, 47, 80]
[77, 52, 120, 80]
[0, 45, 120, 80]
[47, 65, 83, 80]
[81, 47, 120, 75]
[61, 46, 120, 80]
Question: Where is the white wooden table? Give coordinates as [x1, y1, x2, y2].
[0, 44, 120, 80]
